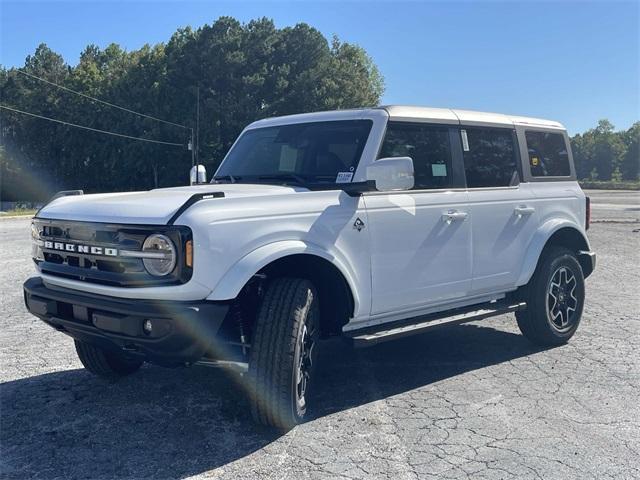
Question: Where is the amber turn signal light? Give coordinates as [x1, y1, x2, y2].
[185, 240, 193, 267]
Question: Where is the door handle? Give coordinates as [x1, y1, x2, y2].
[514, 206, 535, 217]
[442, 210, 468, 224]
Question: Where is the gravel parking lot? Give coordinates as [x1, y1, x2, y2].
[1, 191, 639, 480]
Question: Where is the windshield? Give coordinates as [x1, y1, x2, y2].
[214, 120, 373, 185]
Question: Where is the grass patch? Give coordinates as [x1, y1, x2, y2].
[579, 180, 640, 190]
[1, 208, 37, 217]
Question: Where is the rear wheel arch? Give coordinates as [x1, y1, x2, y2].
[518, 222, 593, 286]
[544, 226, 589, 252]
[540, 227, 592, 278]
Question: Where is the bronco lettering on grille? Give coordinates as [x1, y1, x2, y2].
[43, 241, 118, 257]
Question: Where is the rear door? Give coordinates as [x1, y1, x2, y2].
[461, 126, 539, 295]
[364, 122, 472, 316]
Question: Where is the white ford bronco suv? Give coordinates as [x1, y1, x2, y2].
[24, 106, 595, 428]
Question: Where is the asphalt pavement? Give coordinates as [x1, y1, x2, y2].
[585, 189, 640, 222]
[1, 190, 638, 479]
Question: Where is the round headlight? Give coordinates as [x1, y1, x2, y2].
[142, 234, 176, 277]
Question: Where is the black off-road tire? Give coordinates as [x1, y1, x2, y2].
[516, 247, 585, 346]
[248, 278, 320, 430]
[74, 340, 143, 378]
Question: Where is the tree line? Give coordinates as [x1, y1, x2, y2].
[1, 16, 637, 202]
[0, 17, 383, 201]
[572, 119, 638, 183]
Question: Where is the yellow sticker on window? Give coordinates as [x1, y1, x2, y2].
[531, 156, 539, 166]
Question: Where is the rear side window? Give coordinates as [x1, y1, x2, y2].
[379, 122, 454, 190]
[525, 131, 571, 177]
[461, 128, 519, 188]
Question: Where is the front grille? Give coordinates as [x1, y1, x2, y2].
[33, 219, 192, 287]
[42, 250, 138, 273]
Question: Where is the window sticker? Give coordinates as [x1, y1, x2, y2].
[460, 129, 470, 151]
[336, 172, 354, 183]
[431, 164, 447, 177]
[279, 145, 298, 172]
[531, 156, 539, 166]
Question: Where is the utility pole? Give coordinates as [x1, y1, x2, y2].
[196, 85, 200, 169]
[190, 128, 195, 168]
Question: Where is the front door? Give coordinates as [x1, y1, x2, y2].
[364, 122, 472, 316]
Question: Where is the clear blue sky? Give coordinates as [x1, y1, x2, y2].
[1, 0, 638, 134]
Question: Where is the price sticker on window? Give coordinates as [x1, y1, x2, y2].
[432, 164, 447, 177]
[336, 172, 354, 183]
[279, 145, 298, 171]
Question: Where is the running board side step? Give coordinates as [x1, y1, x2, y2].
[193, 358, 249, 373]
[348, 301, 526, 348]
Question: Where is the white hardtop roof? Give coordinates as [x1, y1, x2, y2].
[247, 105, 565, 130]
[246, 108, 387, 129]
[382, 106, 565, 130]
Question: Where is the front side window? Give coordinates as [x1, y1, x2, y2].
[525, 131, 571, 177]
[215, 120, 372, 184]
[378, 122, 454, 190]
[461, 128, 519, 188]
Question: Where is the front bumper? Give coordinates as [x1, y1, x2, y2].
[23, 277, 229, 365]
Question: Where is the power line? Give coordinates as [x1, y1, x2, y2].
[0, 104, 185, 147]
[16, 70, 189, 130]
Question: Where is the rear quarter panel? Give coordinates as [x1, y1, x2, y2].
[516, 181, 589, 286]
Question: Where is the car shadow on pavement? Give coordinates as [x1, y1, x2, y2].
[1, 323, 546, 479]
[310, 323, 547, 419]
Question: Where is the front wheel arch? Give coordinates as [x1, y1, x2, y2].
[258, 254, 354, 337]
[207, 241, 361, 325]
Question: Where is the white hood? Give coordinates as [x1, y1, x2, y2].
[37, 183, 300, 224]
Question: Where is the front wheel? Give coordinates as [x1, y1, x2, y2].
[248, 278, 320, 430]
[74, 340, 143, 378]
[516, 247, 585, 346]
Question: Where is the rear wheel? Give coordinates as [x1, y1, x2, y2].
[516, 247, 585, 346]
[248, 278, 320, 430]
[74, 340, 143, 378]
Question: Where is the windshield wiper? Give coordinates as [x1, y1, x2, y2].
[214, 174, 311, 187]
[212, 175, 239, 184]
[255, 174, 308, 186]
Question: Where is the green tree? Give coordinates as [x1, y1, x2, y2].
[570, 119, 627, 181]
[620, 122, 640, 181]
[162, 17, 384, 177]
[1, 44, 72, 201]
[1, 17, 385, 201]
